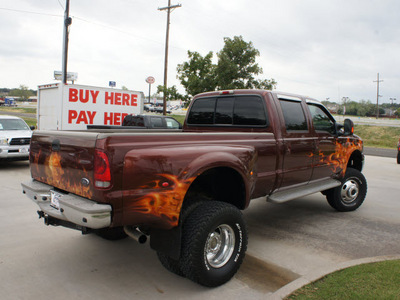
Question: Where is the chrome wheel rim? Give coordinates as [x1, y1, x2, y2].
[341, 178, 359, 204]
[205, 224, 235, 268]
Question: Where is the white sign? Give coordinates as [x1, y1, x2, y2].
[146, 76, 155, 84]
[62, 85, 142, 129]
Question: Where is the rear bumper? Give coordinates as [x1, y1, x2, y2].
[21, 180, 111, 229]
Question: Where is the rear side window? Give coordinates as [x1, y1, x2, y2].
[150, 117, 164, 128]
[279, 100, 308, 131]
[122, 115, 144, 127]
[187, 95, 268, 126]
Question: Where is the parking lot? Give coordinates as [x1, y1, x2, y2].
[1, 155, 399, 299]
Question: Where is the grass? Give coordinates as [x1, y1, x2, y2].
[23, 117, 37, 127]
[355, 125, 400, 148]
[170, 114, 186, 124]
[0, 106, 37, 114]
[287, 260, 400, 300]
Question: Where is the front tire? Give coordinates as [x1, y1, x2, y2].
[180, 201, 247, 287]
[397, 151, 400, 164]
[326, 168, 367, 212]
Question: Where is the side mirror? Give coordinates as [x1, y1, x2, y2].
[30, 126, 36, 130]
[343, 119, 354, 136]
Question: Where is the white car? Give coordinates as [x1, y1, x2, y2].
[0, 115, 33, 161]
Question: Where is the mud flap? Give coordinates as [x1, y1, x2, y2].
[150, 226, 182, 260]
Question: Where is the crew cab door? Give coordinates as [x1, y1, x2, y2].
[277, 97, 314, 188]
[306, 101, 339, 180]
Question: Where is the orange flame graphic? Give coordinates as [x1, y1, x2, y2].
[126, 174, 195, 227]
[310, 138, 362, 176]
[31, 150, 93, 199]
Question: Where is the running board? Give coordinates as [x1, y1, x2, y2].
[267, 179, 341, 204]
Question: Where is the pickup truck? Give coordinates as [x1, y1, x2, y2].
[87, 114, 182, 130]
[21, 89, 367, 287]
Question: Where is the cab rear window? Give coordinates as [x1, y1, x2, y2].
[187, 95, 268, 126]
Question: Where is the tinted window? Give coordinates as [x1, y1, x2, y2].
[187, 98, 216, 124]
[307, 104, 336, 134]
[150, 117, 164, 128]
[279, 100, 308, 131]
[187, 95, 267, 126]
[215, 97, 234, 124]
[122, 116, 144, 127]
[234, 96, 267, 126]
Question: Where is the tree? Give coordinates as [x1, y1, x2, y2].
[9, 85, 34, 100]
[177, 51, 216, 97]
[156, 85, 184, 101]
[177, 36, 277, 98]
[216, 36, 276, 90]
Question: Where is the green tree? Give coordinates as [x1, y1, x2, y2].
[156, 85, 184, 101]
[177, 51, 216, 97]
[216, 36, 276, 90]
[177, 36, 277, 97]
[9, 85, 34, 100]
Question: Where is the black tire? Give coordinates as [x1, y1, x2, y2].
[155, 198, 207, 278]
[397, 151, 400, 164]
[326, 168, 367, 212]
[157, 252, 184, 277]
[95, 227, 128, 240]
[180, 201, 247, 287]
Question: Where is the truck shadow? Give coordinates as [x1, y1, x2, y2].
[0, 160, 30, 170]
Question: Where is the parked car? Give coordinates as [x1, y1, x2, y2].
[0, 115, 33, 161]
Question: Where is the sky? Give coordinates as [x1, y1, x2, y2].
[0, 0, 399, 104]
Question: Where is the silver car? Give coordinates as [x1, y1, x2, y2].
[0, 115, 33, 161]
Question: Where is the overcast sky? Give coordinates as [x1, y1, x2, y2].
[1, 0, 399, 103]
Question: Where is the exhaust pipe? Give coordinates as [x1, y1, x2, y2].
[124, 226, 147, 244]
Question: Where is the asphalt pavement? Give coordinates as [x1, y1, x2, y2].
[0, 154, 399, 299]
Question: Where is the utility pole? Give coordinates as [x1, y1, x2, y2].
[373, 73, 383, 119]
[62, 0, 72, 84]
[158, 1, 181, 115]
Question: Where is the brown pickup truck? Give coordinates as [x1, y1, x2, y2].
[21, 89, 367, 287]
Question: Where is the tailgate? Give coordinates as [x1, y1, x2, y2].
[30, 130, 98, 199]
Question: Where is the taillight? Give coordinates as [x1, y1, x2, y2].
[94, 150, 111, 188]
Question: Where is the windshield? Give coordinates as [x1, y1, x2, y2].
[0, 119, 30, 130]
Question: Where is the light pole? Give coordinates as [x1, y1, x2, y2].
[390, 97, 397, 117]
[158, 1, 181, 115]
[62, 0, 72, 84]
[342, 97, 349, 116]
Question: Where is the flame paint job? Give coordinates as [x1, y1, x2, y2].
[310, 137, 363, 176]
[124, 174, 195, 227]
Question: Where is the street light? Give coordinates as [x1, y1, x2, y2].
[342, 97, 349, 116]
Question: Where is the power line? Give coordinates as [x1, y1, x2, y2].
[0, 7, 62, 17]
[57, 0, 64, 10]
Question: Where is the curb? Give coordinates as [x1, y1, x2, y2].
[269, 254, 400, 299]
